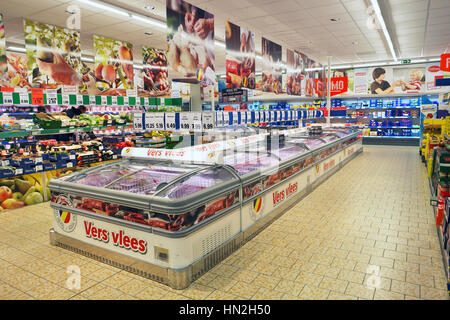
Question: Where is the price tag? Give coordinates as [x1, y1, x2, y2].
[66, 162, 73, 168]
[179, 113, 191, 131]
[14, 168, 23, 175]
[69, 154, 75, 160]
[111, 96, 117, 105]
[232, 111, 239, 125]
[2, 92, 13, 104]
[246, 111, 252, 124]
[112, 155, 117, 160]
[47, 90, 57, 105]
[265, 111, 270, 122]
[202, 112, 215, 130]
[2, 160, 9, 166]
[101, 96, 107, 105]
[270, 111, 275, 122]
[146, 113, 165, 130]
[191, 113, 202, 132]
[216, 112, 223, 127]
[35, 165, 43, 172]
[133, 112, 144, 130]
[76, 95, 83, 105]
[31, 88, 44, 105]
[34, 157, 43, 163]
[223, 112, 230, 126]
[89, 95, 96, 105]
[144, 98, 149, 106]
[62, 94, 70, 105]
[19, 92, 29, 105]
[123, 96, 129, 105]
[126, 89, 137, 97]
[165, 113, 176, 131]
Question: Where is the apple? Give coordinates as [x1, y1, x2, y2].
[0, 186, 12, 203]
[102, 64, 116, 83]
[95, 63, 103, 80]
[11, 201, 25, 209]
[1, 198, 17, 210]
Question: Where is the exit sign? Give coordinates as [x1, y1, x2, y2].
[402, 59, 411, 64]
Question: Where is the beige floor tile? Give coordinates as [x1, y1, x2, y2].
[379, 267, 406, 282]
[194, 272, 218, 287]
[251, 287, 285, 300]
[327, 291, 358, 300]
[205, 290, 241, 300]
[227, 282, 260, 299]
[391, 280, 420, 298]
[273, 266, 300, 281]
[207, 276, 238, 292]
[394, 260, 420, 273]
[161, 291, 191, 300]
[373, 288, 405, 300]
[345, 282, 375, 300]
[134, 286, 168, 300]
[363, 275, 391, 290]
[319, 277, 349, 294]
[338, 269, 366, 284]
[405, 272, 435, 288]
[420, 286, 450, 300]
[299, 285, 330, 300]
[295, 271, 323, 286]
[313, 264, 341, 279]
[274, 279, 305, 296]
[118, 279, 150, 296]
[252, 273, 281, 290]
[231, 269, 259, 283]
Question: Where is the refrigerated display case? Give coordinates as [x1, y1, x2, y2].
[49, 127, 363, 289]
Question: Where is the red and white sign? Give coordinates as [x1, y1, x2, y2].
[441, 53, 450, 72]
[315, 77, 348, 96]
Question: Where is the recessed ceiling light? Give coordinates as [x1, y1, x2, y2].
[144, 5, 155, 11]
[65, 9, 76, 14]
[330, 18, 340, 22]
[352, 41, 358, 46]
[145, 31, 153, 36]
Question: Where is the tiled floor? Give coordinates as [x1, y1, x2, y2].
[0, 145, 448, 300]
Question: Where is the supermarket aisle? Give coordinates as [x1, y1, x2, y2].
[0, 146, 448, 300]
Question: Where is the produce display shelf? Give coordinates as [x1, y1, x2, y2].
[346, 107, 420, 110]
[0, 124, 132, 138]
[331, 117, 415, 119]
[363, 136, 420, 139]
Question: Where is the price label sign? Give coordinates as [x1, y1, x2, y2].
[111, 96, 118, 105]
[270, 111, 275, 122]
[232, 111, 239, 125]
[265, 111, 270, 122]
[35, 165, 43, 172]
[89, 95, 96, 105]
[123, 96, 129, 106]
[216, 112, 223, 127]
[15, 168, 23, 175]
[66, 162, 73, 168]
[202, 112, 215, 130]
[246, 111, 252, 124]
[1, 160, 9, 166]
[31, 88, 44, 105]
[19, 93, 29, 105]
[165, 112, 176, 131]
[133, 112, 144, 130]
[179, 113, 191, 131]
[101, 96, 107, 105]
[144, 98, 149, 106]
[76, 95, 83, 105]
[2, 92, 13, 105]
[62, 94, 70, 105]
[47, 90, 58, 105]
[146, 113, 165, 130]
[223, 112, 230, 126]
[191, 113, 202, 132]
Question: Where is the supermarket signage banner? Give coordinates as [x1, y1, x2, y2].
[441, 53, 450, 72]
[286, 49, 302, 96]
[367, 65, 426, 95]
[353, 68, 368, 95]
[166, 0, 215, 85]
[139, 46, 170, 95]
[331, 68, 354, 95]
[0, 13, 6, 81]
[302, 56, 315, 97]
[261, 37, 282, 94]
[315, 77, 348, 97]
[93, 35, 134, 97]
[23, 19, 82, 91]
[225, 21, 255, 89]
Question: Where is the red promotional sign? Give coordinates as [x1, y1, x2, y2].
[31, 88, 44, 105]
[441, 53, 450, 72]
[1, 87, 14, 92]
[315, 77, 348, 96]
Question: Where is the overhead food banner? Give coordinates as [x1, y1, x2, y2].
[138, 46, 170, 97]
[23, 19, 82, 91]
[302, 56, 315, 97]
[0, 52, 29, 88]
[93, 35, 134, 96]
[0, 13, 7, 81]
[314, 65, 325, 97]
[286, 49, 302, 95]
[225, 21, 255, 89]
[260, 37, 282, 93]
[166, 0, 215, 86]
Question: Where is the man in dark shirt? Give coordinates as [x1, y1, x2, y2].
[370, 68, 400, 94]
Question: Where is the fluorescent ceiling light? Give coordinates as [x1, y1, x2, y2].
[305, 67, 322, 71]
[410, 59, 427, 63]
[369, 0, 397, 61]
[353, 62, 384, 68]
[81, 56, 94, 63]
[388, 61, 398, 64]
[428, 58, 440, 62]
[7, 46, 26, 53]
[78, 0, 130, 17]
[215, 41, 225, 48]
[330, 65, 352, 69]
[131, 14, 166, 29]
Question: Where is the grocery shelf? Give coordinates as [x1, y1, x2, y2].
[362, 135, 420, 146]
[0, 124, 133, 139]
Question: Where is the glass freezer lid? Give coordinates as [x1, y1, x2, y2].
[286, 137, 325, 149]
[224, 152, 281, 176]
[67, 160, 204, 195]
[156, 166, 238, 199]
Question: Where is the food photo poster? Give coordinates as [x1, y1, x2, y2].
[166, 0, 215, 86]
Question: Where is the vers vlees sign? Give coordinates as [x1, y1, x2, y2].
[315, 77, 348, 97]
